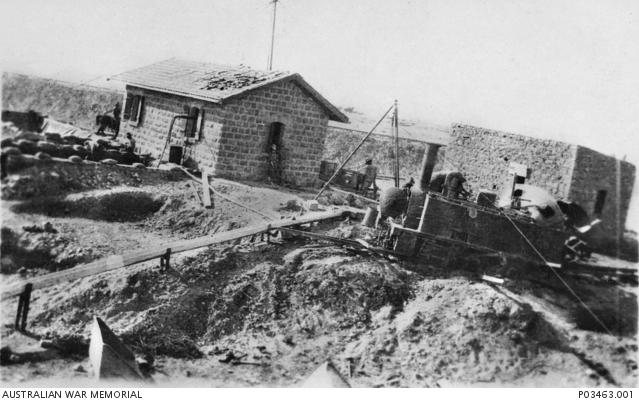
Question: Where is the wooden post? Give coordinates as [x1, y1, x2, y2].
[393, 100, 400, 188]
[160, 248, 171, 271]
[15, 283, 33, 331]
[202, 168, 213, 209]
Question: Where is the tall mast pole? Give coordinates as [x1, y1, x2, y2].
[267, 0, 279, 70]
[393, 100, 400, 187]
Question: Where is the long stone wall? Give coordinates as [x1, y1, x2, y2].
[446, 124, 576, 200]
[2, 73, 121, 130]
[446, 124, 636, 238]
[323, 127, 445, 181]
[570, 146, 636, 237]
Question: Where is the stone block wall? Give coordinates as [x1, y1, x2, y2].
[121, 86, 225, 171]
[446, 124, 576, 200]
[570, 146, 636, 237]
[218, 79, 329, 186]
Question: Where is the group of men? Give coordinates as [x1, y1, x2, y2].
[355, 158, 468, 199]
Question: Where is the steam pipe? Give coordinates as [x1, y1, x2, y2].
[157, 114, 192, 167]
[418, 143, 441, 192]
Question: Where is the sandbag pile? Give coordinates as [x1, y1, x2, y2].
[1, 126, 145, 166]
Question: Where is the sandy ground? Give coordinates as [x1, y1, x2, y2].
[1, 173, 637, 387]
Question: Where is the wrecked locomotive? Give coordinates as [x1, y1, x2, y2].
[367, 143, 594, 269]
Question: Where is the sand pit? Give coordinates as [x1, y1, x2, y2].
[11, 190, 165, 222]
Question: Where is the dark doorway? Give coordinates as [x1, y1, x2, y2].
[169, 146, 183, 164]
[266, 122, 285, 183]
[266, 122, 284, 150]
[594, 190, 607, 215]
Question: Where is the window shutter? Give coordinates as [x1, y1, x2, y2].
[130, 95, 140, 122]
[135, 97, 145, 126]
[196, 108, 204, 140]
[123, 93, 133, 120]
[185, 106, 199, 137]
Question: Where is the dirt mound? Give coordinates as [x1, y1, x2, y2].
[512, 275, 638, 338]
[0, 226, 95, 273]
[25, 244, 417, 361]
[142, 180, 305, 237]
[2, 170, 79, 200]
[341, 278, 570, 386]
[203, 247, 415, 340]
[144, 191, 249, 237]
[3, 214, 635, 386]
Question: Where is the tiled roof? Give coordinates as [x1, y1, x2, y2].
[111, 58, 348, 122]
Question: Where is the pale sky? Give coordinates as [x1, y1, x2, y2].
[1, 0, 638, 227]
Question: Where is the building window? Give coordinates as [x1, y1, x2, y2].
[123, 94, 144, 124]
[594, 190, 607, 215]
[185, 106, 203, 138]
[266, 122, 284, 152]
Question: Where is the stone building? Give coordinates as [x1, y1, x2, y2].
[113, 58, 348, 186]
[446, 124, 636, 239]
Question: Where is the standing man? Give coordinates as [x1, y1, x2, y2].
[360, 158, 379, 196]
[113, 102, 122, 138]
[443, 171, 469, 199]
[402, 177, 415, 198]
[268, 143, 282, 184]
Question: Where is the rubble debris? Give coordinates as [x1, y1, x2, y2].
[22, 222, 57, 234]
[0, 333, 62, 365]
[305, 199, 321, 211]
[278, 199, 304, 212]
[219, 351, 245, 364]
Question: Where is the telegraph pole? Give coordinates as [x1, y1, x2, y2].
[393, 100, 400, 188]
[267, 0, 279, 70]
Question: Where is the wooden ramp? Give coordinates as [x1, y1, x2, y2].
[1, 208, 353, 300]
